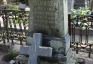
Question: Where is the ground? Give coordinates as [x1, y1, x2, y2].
[0, 51, 93, 64]
[78, 52, 93, 64]
[0, 52, 9, 64]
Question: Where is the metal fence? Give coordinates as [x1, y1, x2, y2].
[68, 14, 93, 58]
[7, 0, 20, 5]
[0, 10, 29, 45]
[1, 10, 93, 57]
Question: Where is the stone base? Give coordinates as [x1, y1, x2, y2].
[15, 49, 78, 64]
[26, 32, 70, 55]
[39, 48, 72, 64]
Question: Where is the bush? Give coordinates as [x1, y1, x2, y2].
[8, 48, 15, 60]
[70, 7, 91, 19]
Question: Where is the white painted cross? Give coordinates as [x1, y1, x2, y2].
[19, 33, 52, 64]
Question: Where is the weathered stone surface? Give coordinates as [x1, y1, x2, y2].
[27, 0, 70, 55]
[68, 0, 74, 13]
[26, 35, 33, 45]
[15, 55, 28, 64]
[39, 48, 72, 64]
[27, 33, 70, 55]
[20, 33, 53, 64]
[28, 33, 52, 64]
[29, 0, 68, 37]
[17, 49, 79, 64]
[19, 45, 31, 55]
[26, 0, 72, 64]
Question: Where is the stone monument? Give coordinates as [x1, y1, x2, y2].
[74, 0, 85, 9]
[25, 0, 72, 64]
[68, 0, 74, 13]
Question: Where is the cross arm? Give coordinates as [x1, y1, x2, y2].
[19, 45, 31, 55]
[38, 46, 52, 57]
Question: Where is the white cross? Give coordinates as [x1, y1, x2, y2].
[19, 33, 52, 64]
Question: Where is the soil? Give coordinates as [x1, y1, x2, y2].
[0, 51, 93, 64]
[0, 52, 9, 64]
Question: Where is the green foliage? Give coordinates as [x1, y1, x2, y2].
[7, 4, 20, 10]
[70, 7, 91, 30]
[10, 14, 29, 24]
[70, 7, 91, 19]
[19, 0, 28, 5]
[4, 4, 12, 9]
[8, 48, 15, 60]
[0, 4, 12, 9]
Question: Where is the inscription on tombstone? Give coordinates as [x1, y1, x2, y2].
[29, 0, 68, 37]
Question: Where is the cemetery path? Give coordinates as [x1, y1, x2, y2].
[78, 52, 93, 64]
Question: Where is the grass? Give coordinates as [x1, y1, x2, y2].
[7, 4, 20, 10]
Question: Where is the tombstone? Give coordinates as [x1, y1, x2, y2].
[25, 0, 73, 64]
[20, 33, 52, 64]
[18, 3, 26, 10]
[68, 0, 74, 13]
[0, 0, 7, 5]
[74, 0, 85, 9]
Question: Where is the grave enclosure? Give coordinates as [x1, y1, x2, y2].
[19, 0, 73, 64]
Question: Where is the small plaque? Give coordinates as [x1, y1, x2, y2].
[18, 3, 26, 10]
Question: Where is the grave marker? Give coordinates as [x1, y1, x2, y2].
[20, 33, 52, 64]
[18, 3, 26, 10]
[27, 0, 70, 55]
[26, 0, 72, 64]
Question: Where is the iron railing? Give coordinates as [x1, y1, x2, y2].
[68, 14, 93, 58]
[0, 10, 29, 45]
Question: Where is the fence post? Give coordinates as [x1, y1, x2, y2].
[76, 42, 78, 54]
[89, 44, 91, 58]
[68, 14, 71, 36]
[5, 11, 9, 42]
[68, 14, 71, 47]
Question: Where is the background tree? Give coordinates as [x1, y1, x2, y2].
[19, 0, 28, 5]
